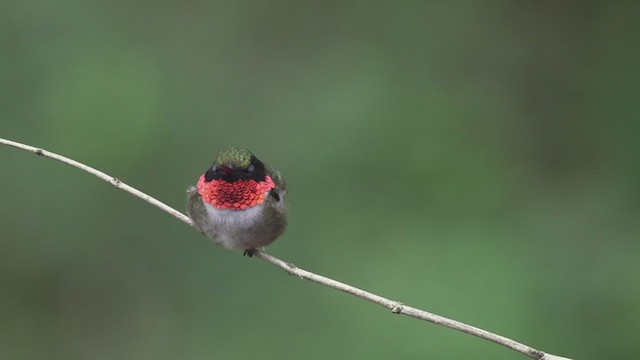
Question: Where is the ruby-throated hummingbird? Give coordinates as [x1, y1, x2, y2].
[186, 147, 288, 256]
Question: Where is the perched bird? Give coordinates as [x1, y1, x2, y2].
[186, 147, 287, 256]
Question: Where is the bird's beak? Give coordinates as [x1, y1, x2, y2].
[221, 166, 233, 174]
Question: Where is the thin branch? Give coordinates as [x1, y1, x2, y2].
[0, 138, 192, 226]
[0, 137, 572, 360]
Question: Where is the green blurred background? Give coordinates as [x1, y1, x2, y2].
[1, 1, 639, 359]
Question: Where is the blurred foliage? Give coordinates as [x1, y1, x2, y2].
[1, 1, 639, 359]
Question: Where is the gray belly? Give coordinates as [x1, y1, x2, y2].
[202, 202, 286, 250]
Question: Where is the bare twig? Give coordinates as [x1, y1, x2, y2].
[0, 138, 192, 226]
[0, 137, 572, 360]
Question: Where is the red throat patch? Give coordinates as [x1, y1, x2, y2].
[197, 175, 276, 210]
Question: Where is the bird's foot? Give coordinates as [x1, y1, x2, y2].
[243, 248, 256, 257]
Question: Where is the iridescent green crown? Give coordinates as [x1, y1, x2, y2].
[215, 147, 253, 168]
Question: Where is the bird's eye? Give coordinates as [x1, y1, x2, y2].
[247, 164, 255, 172]
[211, 165, 217, 172]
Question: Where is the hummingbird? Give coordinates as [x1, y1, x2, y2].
[186, 147, 288, 256]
